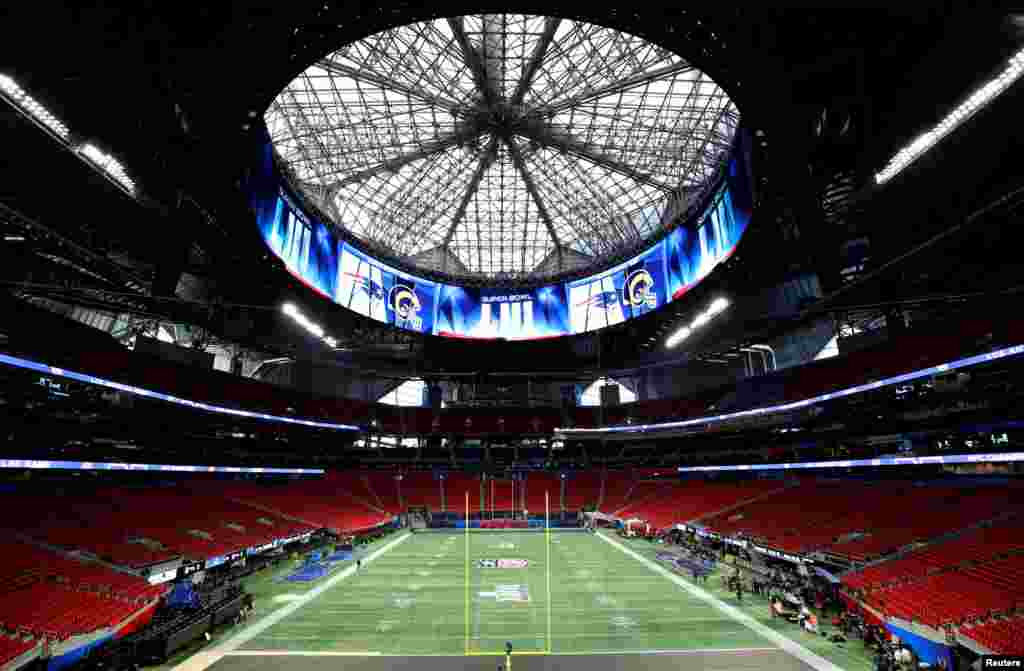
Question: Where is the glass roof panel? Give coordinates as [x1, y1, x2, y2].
[267, 14, 739, 281]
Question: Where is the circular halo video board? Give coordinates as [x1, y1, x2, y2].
[247, 134, 752, 341]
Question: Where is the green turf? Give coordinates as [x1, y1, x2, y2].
[148, 549, 352, 670]
[622, 537, 876, 671]
[240, 531, 777, 655]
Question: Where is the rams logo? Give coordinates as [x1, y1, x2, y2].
[623, 269, 656, 309]
[389, 285, 423, 330]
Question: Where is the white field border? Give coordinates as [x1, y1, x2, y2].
[171, 532, 412, 671]
[595, 531, 846, 671]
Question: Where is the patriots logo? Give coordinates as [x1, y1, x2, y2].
[576, 290, 620, 310]
[344, 273, 385, 300]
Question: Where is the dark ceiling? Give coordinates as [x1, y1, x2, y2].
[1, 3, 1023, 377]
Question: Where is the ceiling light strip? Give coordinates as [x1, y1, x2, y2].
[666, 296, 729, 348]
[677, 451, 1024, 473]
[875, 47, 1024, 184]
[557, 343, 1024, 435]
[0, 459, 324, 475]
[0, 73, 136, 196]
[283, 303, 337, 347]
[0, 352, 360, 431]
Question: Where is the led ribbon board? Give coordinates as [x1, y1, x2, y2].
[558, 343, 1024, 435]
[676, 451, 1024, 473]
[0, 459, 323, 474]
[248, 131, 754, 341]
[0, 352, 360, 431]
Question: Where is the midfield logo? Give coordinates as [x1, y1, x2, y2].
[480, 584, 531, 602]
[477, 558, 529, 569]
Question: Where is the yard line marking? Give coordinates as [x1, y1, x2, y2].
[596, 532, 845, 671]
[170, 531, 412, 671]
[227, 651, 382, 656]
[549, 647, 779, 656]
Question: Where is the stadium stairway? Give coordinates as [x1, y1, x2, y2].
[960, 614, 1024, 656]
[399, 471, 444, 511]
[0, 539, 165, 647]
[224, 496, 320, 530]
[365, 472, 403, 513]
[600, 471, 638, 514]
[843, 509, 1024, 576]
[686, 480, 798, 524]
[616, 480, 793, 530]
[610, 479, 676, 517]
[564, 471, 602, 511]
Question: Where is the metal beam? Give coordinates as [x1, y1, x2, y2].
[328, 124, 483, 189]
[505, 138, 562, 264]
[481, 15, 508, 103]
[537, 60, 696, 117]
[511, 18, 560, 107]
[513, 119, 675, 192]
[316, 59, 468, 117]
[373, 142, 487, 249]
[442, 136, 499, 247]
[446, 17, 500, 109]
[517, 152, 612, 256]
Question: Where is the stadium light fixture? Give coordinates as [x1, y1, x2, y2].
[708, 297, 730, 314]
[0, 73, 138, 198]
[0, 74, 70, 140]
[875, 46, 1024, 185]
[282, 303, 337, 348]
[665, 327, 691, 348]
[666, 296, 729, 349]
[78, 143, 136, 195]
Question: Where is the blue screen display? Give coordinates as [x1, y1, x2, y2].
[251, 136, 753, 340]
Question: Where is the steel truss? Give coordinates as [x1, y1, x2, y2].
[266, 13, 739, 280]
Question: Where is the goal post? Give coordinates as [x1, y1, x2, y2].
[464, 490, 470, 655]
[545, 490, 552, 653]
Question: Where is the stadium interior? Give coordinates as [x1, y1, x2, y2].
[2, 5, 1024, 671]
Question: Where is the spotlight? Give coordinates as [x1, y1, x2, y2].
[708, 297, 730, 314]
[665, 326, 691, 349]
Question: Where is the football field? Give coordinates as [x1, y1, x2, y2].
[176, 529, 870, 671]
[239, 530, 775, 655]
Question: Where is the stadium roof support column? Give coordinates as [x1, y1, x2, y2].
[316, 59, 467, 117]
[540, 60, 696, 115]
[441, 136, 500, 256]
[514, 119, 675, 193]
[506, 138, 563, 270]
[327, 125, 482, 191]
[447, 17, 502, 110]
[481, 15, 508, 103]
[511, 18, 561, 107]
